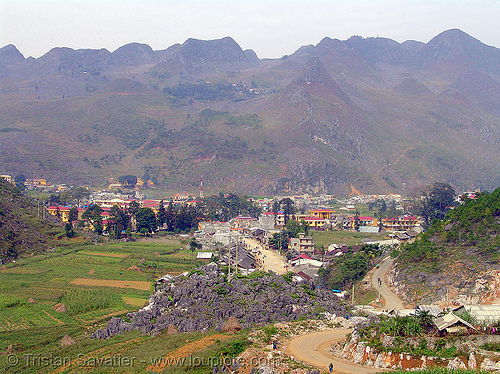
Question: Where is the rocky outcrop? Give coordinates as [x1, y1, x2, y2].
[332, 330, 500, 372]
[91, 264, 347, 339]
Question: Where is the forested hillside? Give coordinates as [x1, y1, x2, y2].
[0, 179, 58, 261]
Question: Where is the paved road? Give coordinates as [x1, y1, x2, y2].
[371, 256, 403, 310]
[243, 238, 288, 274]
[287, 330, 383, 373]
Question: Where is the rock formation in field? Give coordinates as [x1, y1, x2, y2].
[91, 263, 347, 339]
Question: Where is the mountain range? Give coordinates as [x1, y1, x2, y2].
[1, 29, 499, 195]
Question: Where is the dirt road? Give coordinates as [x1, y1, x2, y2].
[372, 256, 403, 310]
[288, 330, 383, 373]
[243, 238, 288, 274]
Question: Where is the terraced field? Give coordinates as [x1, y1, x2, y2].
[0, 238, 237, 373]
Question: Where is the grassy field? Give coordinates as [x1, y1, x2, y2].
[312, 229, 387, 248]
[0, 237, 240, 373]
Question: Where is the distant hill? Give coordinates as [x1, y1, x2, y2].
[393, 189, 500, 305]
[0, 179, 57, 262]
[0, 29, 499, 195]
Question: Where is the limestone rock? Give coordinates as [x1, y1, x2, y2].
[447, 357, 466, 370]
[480, 358, 500, 371]
[468, 352, 476, 370]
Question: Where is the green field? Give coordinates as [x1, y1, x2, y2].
[0, 238, 241, 373]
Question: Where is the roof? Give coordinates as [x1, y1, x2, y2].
[383, 216, 419, 221]
[238, 257, 255, 269]
[291, 254, 312, 261]
[460, 305, 500, 322]
[416, 305, 442, 317]
[359, 226, 380, 233]
[390, 309, 415, 317]
[434, 313, 476, 331]
[395, 233, 411, 240]
[196, 252, 213, 259]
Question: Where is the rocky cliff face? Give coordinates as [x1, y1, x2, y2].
[338, 330, 500, 371]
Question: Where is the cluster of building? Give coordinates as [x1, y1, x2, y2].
[1, 174, 70, 192]
[192, 204, 424, 284]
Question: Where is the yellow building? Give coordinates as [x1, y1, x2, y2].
[308, 209, 335, 220]
[46, 206, 85, 222]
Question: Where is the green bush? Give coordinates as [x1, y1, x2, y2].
[480, 342, 500, 352]
[262, 325, 278, 341]
[218, 339, 248, 357]
[0, 295, 23, 310]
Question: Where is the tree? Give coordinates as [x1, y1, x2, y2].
[128, 200, 140, 216]
[165, 200, 175, 232]
[135, 207, 157, 233]
[64, 222, 75, 238]
[47, 194, 61, 206]
[109, 204, 128, 238]
[418, 182, 456, 227]
[272, 200, 280, 216]
[82, 204, 103, 234]
[353, 211, 360, 231]
[157, 200, 166, 228]
[68, 206, 78, 223]
[280, 198, 295, 225]
[190, 238, 202, 252]
[59, 187, 91, 205]
[415, 309, 434, 332]
[14, 174, 26, 190]
[94, 221, 103, 235]
[118, 175, 138, 188]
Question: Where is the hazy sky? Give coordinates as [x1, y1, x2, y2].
[1, 0, 499, 59]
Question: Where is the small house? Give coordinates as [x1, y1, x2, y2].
[433, 313, 477, 335]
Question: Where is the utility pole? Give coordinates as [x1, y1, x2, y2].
[199, 173, 204, 199]
[235, 239, 238, 275]
[228, 238, 231, 280]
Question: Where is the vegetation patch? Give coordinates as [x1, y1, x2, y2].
[61, 289, 113, 315]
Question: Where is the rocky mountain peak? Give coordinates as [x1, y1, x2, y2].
[0, 44, 25, 65]
[292, 57, 349, 103]
[111, 42, 158, 65]
[180, 36, 253, 65]
[419, 29, 500, 76]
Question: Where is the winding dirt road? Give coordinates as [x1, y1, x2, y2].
[288, 330, 383, 373]
[286, 257, 403, 372]
[371, 256, 403, 311]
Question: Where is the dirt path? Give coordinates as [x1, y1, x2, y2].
[244, 238, 287, 274]
[70, 278, 152, 290]
[79, 251, 130, 258]
[287, 330, 382, 373]
[372, 256, 403, 310]
[42, 310, 64, 324]
[146, 333, 231, 372]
